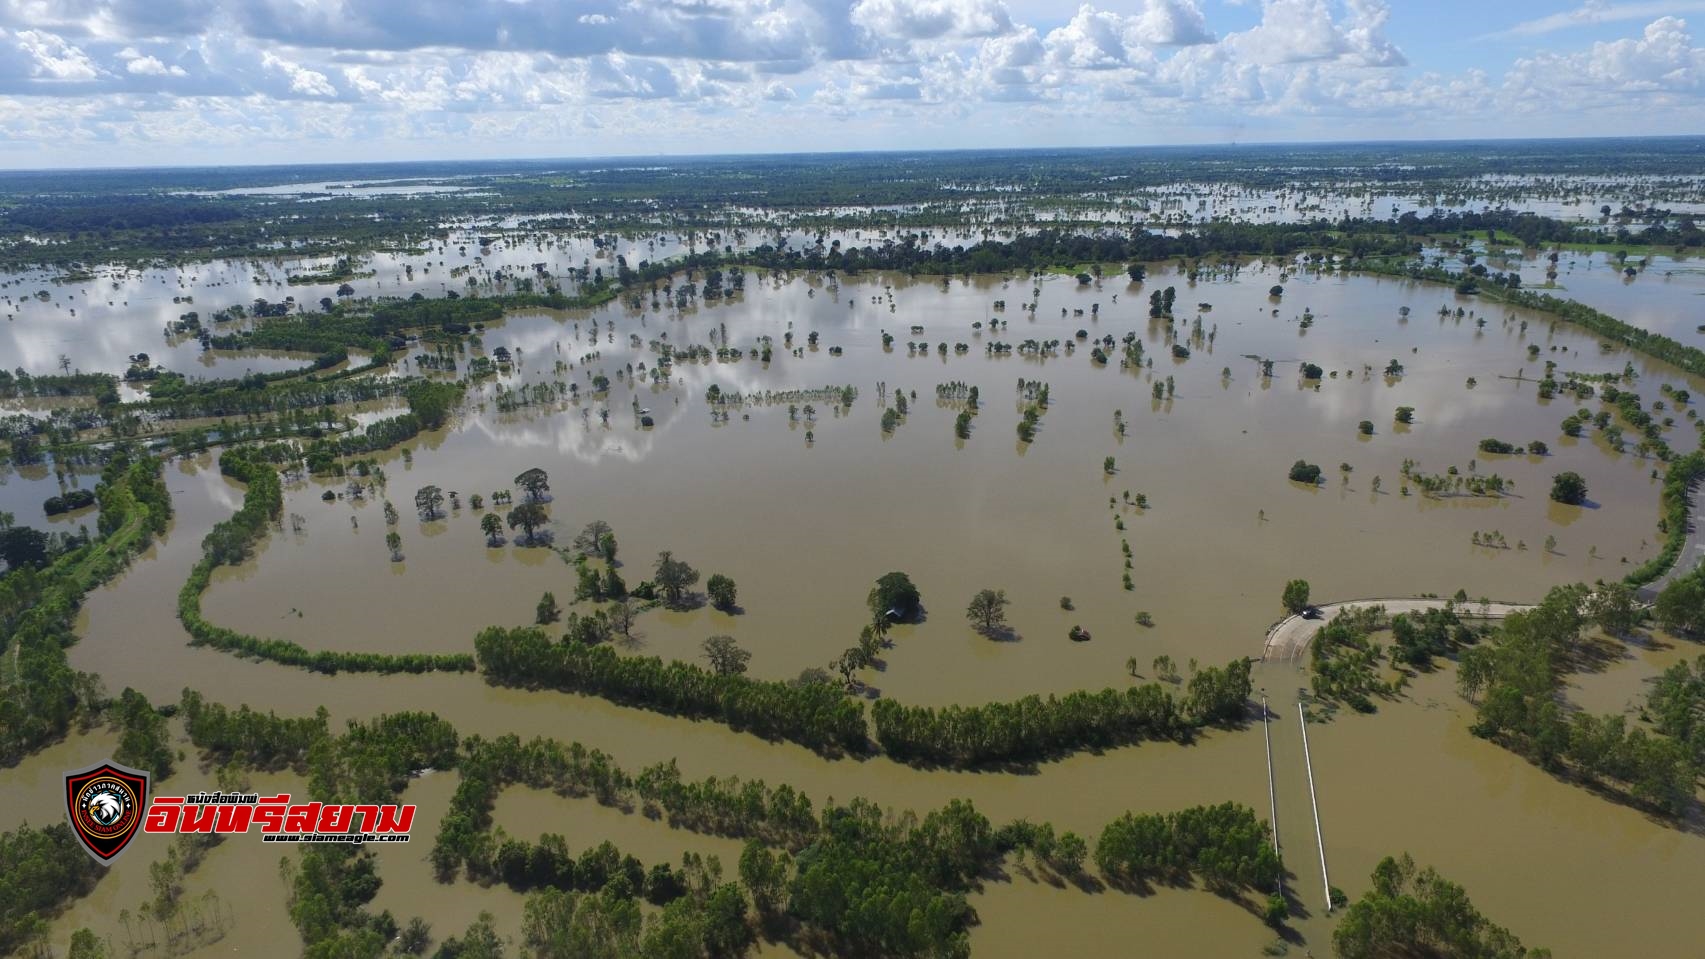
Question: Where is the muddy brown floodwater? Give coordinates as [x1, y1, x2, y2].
[9, 261, 1703, 956]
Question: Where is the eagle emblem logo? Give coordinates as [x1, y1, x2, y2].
[64, 760, 149, 864]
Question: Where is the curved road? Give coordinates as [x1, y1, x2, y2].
[1637, 479, 1705, 603]
[1262, 599, 1536, 664]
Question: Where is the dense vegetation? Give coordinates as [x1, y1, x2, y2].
[0, 454, 170, 764]
[429, 731, 1282, 958]
[1628, 451, 1705, 588]
[1310, 604, 1480, 711]
[474, 625, 867, 754]
[1333, 854, 1549, 959]
[160, 691, 1288, 959]
[872, 658, 1251, 767]
[1647, 656, 1705, 770]
[1458, 586, 1698, 816]
[206, 290, 617, 357]
[0, 823, 103, 955]
[1093, 803, 1280, 894]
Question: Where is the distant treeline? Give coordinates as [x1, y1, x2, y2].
[0, 369, 119, 404]
[585, 209, 1694, 289]
[205, 286, 618, 356]
[6, 140, 1705, 258]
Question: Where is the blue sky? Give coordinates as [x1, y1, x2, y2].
[0, 1, 1702, 168]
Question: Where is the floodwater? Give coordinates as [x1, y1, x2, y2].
[1264, 663, 1705, 957]
[0, 458, 102, 530]
[1511, 249, 1705, 341]
[204, 264, 1684, 705]
[6, 261, 1704, 956]
[369, 771, 533, 949]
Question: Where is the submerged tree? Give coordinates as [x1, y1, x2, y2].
[515, 467, 551, 502]
[507, 501, 548, 545]
[573, 520, 616, 560]
[1288, 461, 1323, 484]
[1550, 471, 1588, 505]
[654, 551, 701, 608]
[414, 485, 445, 521]
[608, 598, 638, 639]
[868, 571, 921, 622]
[702, 635, 751, 676]
[966, 588, 1011, 634]
[536, 591, 561, 625]
[707, 574, 738, 612]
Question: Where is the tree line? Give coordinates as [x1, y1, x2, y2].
[177, 450, 475, 674]
[1334, 853, 1549, 959]
[1458, 585, 1697, 816]
[205, 287, 617, 357]
[1093, 802, 1281, 894]
[475, 617, 1257, 768]
[0, 453, 170, 765]
[1627, 451, 1705, 588]
[871, 658, 1252, 768]
[473, 625, 867, 755]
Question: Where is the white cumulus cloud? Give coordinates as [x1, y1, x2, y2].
[261, 51, 336, 97]
[118, 46, 187, 76]
[11, 28, 100, 80]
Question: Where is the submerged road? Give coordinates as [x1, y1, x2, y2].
[1262, 599, 1536, 664]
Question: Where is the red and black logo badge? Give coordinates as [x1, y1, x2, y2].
[65, 760, 149, 864]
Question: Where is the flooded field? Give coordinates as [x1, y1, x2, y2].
[195, 264, 1686, 704]
[8, 253, 1704, 957]
[1515, 249, 1705, 341]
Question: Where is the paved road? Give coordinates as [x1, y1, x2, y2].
[1636, 480, 1705, 603]
[1262, 599, 1536, 664]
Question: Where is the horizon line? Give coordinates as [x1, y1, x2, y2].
[3, 133, 1703, 178]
